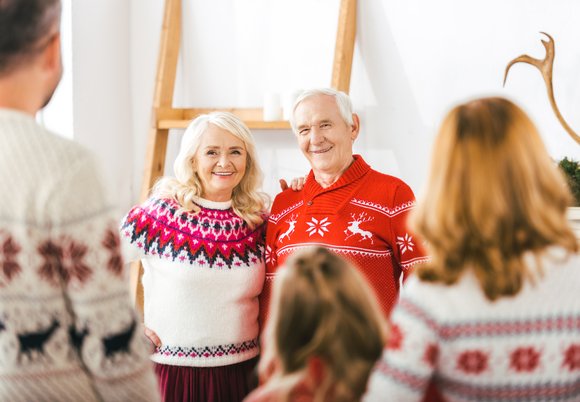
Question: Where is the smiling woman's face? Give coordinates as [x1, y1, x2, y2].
[193, 124, 247, 202]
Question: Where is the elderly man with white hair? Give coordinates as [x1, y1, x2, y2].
[260, 88, 428, 327]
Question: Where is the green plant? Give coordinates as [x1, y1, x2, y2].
[558, 157, 580, 207]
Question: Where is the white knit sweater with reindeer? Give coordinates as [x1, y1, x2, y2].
[0, 109, 159, 402]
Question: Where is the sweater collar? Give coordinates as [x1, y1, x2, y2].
[303, 154, 370, 198]
[0, 108, 37, 123]
[192, 196, 232, 210]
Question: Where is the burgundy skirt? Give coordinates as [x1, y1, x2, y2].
[154, 357, 258, 402]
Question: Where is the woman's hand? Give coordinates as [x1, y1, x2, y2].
[279, 176, 306, 191]
[144, 326, 162, 348]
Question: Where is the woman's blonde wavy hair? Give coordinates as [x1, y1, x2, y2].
[412, 96, 578, 300]
[260, 247, 386, 402]
[152, 111, 269, 228]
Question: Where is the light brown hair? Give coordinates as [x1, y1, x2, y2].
[260, 247, 386, 402]
[412, 96, 578, 300]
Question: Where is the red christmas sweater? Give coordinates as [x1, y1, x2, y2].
[260, 155, 428, 324]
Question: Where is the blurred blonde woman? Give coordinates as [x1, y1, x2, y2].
[364, 97, 580, 402]
[246, 247, 387, 402]
[121, 112, 269, 402]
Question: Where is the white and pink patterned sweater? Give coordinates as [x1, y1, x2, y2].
[0, 109, 159, 402]
[120, 196, 266, 367]
[364, 247, 580, 402]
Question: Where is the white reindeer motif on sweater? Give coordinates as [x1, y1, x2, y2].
[279, 214, 298, 243]
[344, 212, 374, 244]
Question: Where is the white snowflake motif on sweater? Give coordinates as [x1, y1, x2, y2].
[396, 233, 414, 254]
[265, 245, 274, 265]
[306, 217, 331, 237]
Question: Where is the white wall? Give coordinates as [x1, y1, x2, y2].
[362, 0, 580, 195]
[129, 0, 164, 210]
[69, 0, 580, 212]
[40, 0, 74, 139]
[70, 1, 133, 211]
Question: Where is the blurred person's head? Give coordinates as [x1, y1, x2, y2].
[413, 96, 578, 300]
[259, 247, 386, 402]
[290, 88, 360, 186]
[0, 0, 63, 113]
[153, 111, 268, 227]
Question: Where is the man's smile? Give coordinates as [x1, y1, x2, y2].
[309, 146, 333, 154]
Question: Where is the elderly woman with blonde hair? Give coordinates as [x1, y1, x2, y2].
[121, 112, 269, 402]
[364, 96, 580, 401]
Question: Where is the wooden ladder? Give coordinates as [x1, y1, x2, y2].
[131, 0, 357, 310]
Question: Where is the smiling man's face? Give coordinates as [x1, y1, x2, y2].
[294, 94, 358, 177]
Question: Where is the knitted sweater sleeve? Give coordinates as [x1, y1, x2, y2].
[119, 205, 146, 264]
[364, 278, 437, 401]
[46, 153, 159, 402]
[259, 206, 280, 330]
[389, 182, 428, 281]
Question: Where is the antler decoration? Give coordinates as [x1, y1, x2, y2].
[503, 32, 580, 145]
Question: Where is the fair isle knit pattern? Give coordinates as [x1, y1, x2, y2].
[122, 197, 264, 269]
[121, 196, 266, 367]
[260, 155, 428, 324]
[364, 248, 580, 402]
[0, 109, 159, 402]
